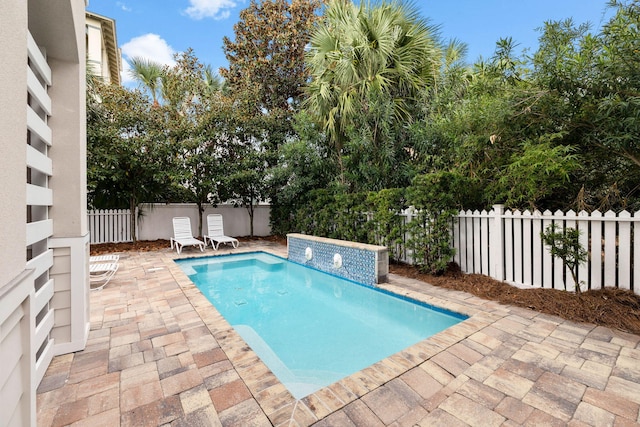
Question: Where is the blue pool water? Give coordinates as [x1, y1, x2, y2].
[176, 252, 466, 399]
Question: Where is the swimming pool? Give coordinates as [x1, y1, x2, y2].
[176, 252, 467, 399]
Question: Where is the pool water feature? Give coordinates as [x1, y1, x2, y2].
[176, 252, 467, 399]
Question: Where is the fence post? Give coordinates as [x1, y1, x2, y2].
[490, 204, 504, 281]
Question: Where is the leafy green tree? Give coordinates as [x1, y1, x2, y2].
[221, 0, 323, 112]
[590, 0, 640, 206]
[161, 50, 228, 236]
[87, 82, 172, 241]
[268, 111, 336, 235]
[527, 1, 640, 210]
[496, 135, 579, 209]
[226, 149, 269, 237]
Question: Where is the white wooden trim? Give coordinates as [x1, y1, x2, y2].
[50, 233, 90, 355]
[27, 32, 51, 85]
[34, 279, 54, 315]
[34, 339, 54, 386]
[26, 105, 52, 146]
[26, 249, 53, 280]
[26, 219, 53, 246]
[26, 144, 52, 176]
[26, 66, 51, 115]
[0, 270, 33, 329]
[34, 308, 54, 352]
[0, 269, 35, 426]
[26, 183, 52, 207]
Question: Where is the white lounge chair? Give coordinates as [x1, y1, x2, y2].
[90, 262, 119, 290]
[171, 217, 205, 254]
[90, 254, 120, 263]
[204, 214, 239, 250]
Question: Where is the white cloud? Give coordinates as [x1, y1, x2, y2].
[183, 0, 237, 20]
[116, 2, 131, 12]
[120, 34, 176, 85]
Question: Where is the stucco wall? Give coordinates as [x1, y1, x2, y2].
[137, 204, 272, 240]
[0, 0, 28, 287]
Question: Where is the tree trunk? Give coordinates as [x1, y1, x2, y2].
[197, 202, 204, 238]
[129, 197, 137, 242]
[249, 195, 255, 237]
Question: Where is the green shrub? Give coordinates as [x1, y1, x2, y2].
[541, 223, 587, 293]
[406, 172, 464, 274]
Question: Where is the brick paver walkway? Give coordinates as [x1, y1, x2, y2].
[37, 242, 640, 426]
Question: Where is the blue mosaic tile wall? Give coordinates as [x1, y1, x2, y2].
[288, 236, 379, 286]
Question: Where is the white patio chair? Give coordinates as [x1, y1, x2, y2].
[90, 254, 120, 263]
[171, 217, 205, 254]
[90, 262, 119, 290]
[203, 214, 239, 250]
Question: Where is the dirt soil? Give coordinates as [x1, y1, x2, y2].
[92, 238, 640, 336]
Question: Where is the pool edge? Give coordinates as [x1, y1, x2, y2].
[166, 247, 502, 426]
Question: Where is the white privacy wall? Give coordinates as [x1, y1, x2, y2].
[137, 203, 272, 240]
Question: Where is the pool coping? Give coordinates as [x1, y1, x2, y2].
[165, 247, 505, 426]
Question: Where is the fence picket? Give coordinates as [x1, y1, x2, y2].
[465, 210, 474, 273]
[480, 210, 490, 275]
[565, 210, 577, 291]
[452, 210, 462, 267]
[87, 204, 639, 296]
[635, 211, 640, 293]
[504, 210, 514, 283]
[604, 210, 617, 287]
[618, 210, 631, 290]
[553, 210, 565, 290]
[591, 210, 603, 290]
[88, 209, 133, 244]
[473, 211, 481, 274]
[522, 210, 532, 286]
[513, 210, 523, 285]
[542, 210, 554, 289]
[532, 210, 542, 288]
[577, 210, 589, 292]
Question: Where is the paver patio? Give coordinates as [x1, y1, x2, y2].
[37, 241, 640, 426]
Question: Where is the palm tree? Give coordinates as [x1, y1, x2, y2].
[304, 0, 441, 156]
[203, 64, 227, 96]
[128, 56, 164, 106]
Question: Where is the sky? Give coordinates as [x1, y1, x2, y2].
[86, 0, 615, 87]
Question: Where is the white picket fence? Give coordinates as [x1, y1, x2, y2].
[88, 204, 638, 295]
[88, 209, 133, 243]
[450, 205, 639, 295]
[88, 204, 272, 244]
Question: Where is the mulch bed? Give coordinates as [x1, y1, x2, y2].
[91, 238, 640, 336]
[390, 262, 640, 336]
